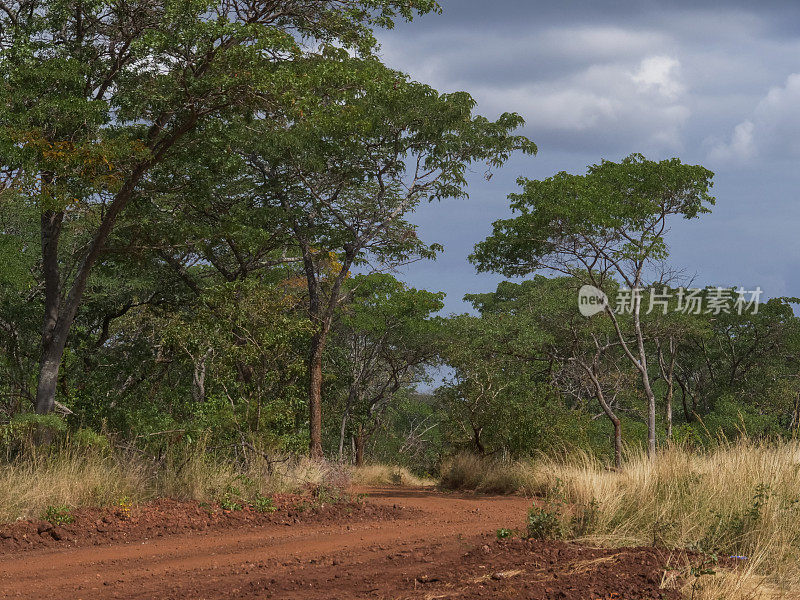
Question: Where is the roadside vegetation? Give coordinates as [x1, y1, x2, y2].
[443, 439, 800, 599]
[0, 430, 342, 523]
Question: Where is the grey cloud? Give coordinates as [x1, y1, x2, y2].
[710, 73, 800, 162]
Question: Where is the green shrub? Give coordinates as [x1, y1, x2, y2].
[496, 528, 513, 539]
[41, 504, 74, 526]
[218, 485, 243, 511]
[526, 504, 563, 540]
[252, 495, 277, 513]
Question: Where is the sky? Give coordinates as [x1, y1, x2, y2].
[375, 0, 800, 315]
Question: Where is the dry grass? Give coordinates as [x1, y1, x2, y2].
[349, 464, 434, 487]
[440, 453, 537, 494]
[0, 446, 147, 522]
[442, 441, 800, 599]
[0, 441, 337, 522]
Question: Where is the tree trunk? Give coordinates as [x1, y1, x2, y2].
[308, 331, 325, 459]
[354, 428, 365, 467]
[35, 346, 63, 414]
[665, 383, 673, 440]
[676, 376, 694, 423]
[586, 365, 622, 470]
[611, 416, 622, 470]
[643, 379, 657, 458]
[338, 409, 349, 461]
[472, 425, 485, 455]
[36, 208, 63, 414]
[191, 348, 211, 403]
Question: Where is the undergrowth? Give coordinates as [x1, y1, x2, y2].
[443, 441, 800, 599]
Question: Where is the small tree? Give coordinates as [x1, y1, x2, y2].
[332, 273, 443, 465]
[472, 154, 715, 458]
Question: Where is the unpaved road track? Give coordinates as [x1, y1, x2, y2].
[0, 489, 533, 599]
[0, 489, 684, 599]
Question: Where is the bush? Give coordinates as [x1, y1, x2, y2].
[41, 504, 75, 526]
[526, 505, 563, 540]
[439, 454, 531, 494]
[350, 464, 433, 487]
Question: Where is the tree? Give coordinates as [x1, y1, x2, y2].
[332, 273, 443, 465]
[243, 58, 535, 456]
[471, 154, 715, 458]
[0, 0, 439, 415]
[467, 276, 632, 468]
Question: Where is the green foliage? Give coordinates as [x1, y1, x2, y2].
[496, 528, 513, 539]
[71, 429, 110, 451]
[0, 414, 67, 457]
[41, 504, 74, 526]
[702, 484, 775, 555]
[526, 504, 564, 540]
[252, 495, 277, 513]
[471, 154, 714, 277]
[218, 485, 243, 512]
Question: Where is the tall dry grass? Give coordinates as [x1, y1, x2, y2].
[349, 464, 434, 487]
[442, 441, 800, 599]
[0, 439, 336, 522]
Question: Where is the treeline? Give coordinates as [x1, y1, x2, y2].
[1, 0, 798, 471]
[439, 278, 800, 468]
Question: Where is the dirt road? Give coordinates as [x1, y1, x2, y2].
[0, 488, 683, 599]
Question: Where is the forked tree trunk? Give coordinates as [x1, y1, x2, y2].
[632, 294, 657, 459]
[658, 338, 676, 441]
[605, 290, 656, 460]
[584, 364, 622, 470]
[34, 163, 153, 415]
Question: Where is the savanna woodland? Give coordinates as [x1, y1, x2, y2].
[2, 1, 800, 598]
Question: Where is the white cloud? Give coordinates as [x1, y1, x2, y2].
[631, 56, 685, 100]
[709, 120, 755, 161]
[710, 73, 800, 162]
[471, 55, 690, 153]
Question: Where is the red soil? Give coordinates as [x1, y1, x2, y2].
[0, 487, 692, 599]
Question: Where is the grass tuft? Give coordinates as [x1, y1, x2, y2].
[349, 464, 433, 487]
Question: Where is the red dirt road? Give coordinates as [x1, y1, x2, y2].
[0, 488, 684, 599]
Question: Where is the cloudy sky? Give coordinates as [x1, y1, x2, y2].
[376, 1, 800, 313]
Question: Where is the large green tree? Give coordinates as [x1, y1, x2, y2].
[240, 58, 535, 456]
[0, 0, 438, 416]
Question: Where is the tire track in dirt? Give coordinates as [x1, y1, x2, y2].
[0, 489, 533, 599]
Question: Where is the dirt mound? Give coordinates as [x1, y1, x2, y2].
[0, 495, 408, 554]
[421, 537, 689, 599]
[244, 536, 690, 599]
